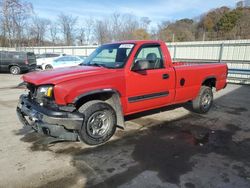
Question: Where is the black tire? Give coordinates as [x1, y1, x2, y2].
[78, 100, 117, 145]
[10, 66, 21, 75]
[45, 64, 53, 70]
[192, 86, 213, 114]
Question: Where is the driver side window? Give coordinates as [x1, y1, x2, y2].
[133, 46, 164, 70]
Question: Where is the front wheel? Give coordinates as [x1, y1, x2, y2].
[10, 66, 21, 75]
[78, 100, 117, 145]
[191, 86, 213, 114]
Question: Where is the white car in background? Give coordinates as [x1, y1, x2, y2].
[42, 55, 84, 70]
[36, 53, 66, 69]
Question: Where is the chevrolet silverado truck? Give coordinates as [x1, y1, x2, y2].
[16, 40, 228, 145]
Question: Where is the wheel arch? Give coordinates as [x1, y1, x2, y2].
[202, 76, 216, 88]
[74, 89, 125, 129]
[44, 64, 53, 69]
[8, 64, 20, 69]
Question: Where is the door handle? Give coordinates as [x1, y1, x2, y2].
[162, 74, 169, 79]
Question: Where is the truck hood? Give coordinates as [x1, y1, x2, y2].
[22, 66, 116, 85]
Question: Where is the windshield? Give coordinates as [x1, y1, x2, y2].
[82, 43, 134, 68]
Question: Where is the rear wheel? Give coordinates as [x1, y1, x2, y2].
[192, 86, 213, 113]
[45, 64, 53, 70]
[78, 100, 117, 145]
[10, 66, 21, 75]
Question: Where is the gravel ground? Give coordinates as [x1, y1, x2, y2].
[0, 73, 250, 188]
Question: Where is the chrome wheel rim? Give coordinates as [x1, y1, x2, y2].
[45, 65, 53, 70]
[12, 68, 18, 74]
[86, 111, 111, 138]
[201, 93, 212, 110]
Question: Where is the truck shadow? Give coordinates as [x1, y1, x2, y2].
[16, 85, 250, 188]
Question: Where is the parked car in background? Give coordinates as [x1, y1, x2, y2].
[78, 56, 87, 60]
[36, 53, 66, 69]
[0, 51, 36, 75]
[42, 55, 84, 70]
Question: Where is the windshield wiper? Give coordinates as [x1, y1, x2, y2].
[88, 63, 107, 68]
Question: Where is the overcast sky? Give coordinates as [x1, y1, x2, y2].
[30, 0, 236, 25]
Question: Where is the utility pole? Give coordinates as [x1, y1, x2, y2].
[172, 33, 175, 42]
[202, 32, 206, 41]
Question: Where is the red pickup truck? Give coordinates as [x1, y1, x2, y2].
[17, 40, 228, 145]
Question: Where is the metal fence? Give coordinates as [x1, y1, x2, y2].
[21, 46, 98, 57]
[1, 39, 250, 83]
[166, 40, 250, 84]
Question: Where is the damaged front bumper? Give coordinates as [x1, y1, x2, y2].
[16, 94, 83, 141]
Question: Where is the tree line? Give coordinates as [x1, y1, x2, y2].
[0, 0, 250, 47]
[158, 6, 250, 42]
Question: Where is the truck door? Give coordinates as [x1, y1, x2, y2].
[125, 44, 175, 114]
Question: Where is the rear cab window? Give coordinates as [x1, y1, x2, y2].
[133, 45, 164, 70]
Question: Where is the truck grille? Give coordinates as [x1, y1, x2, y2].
[27, 83, 37, 99]
[26, 83, 43, 103]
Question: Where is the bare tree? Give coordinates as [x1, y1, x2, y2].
[29, 16, 49, 46]
[58, 13, 78, 45]
[140, 17, 151, 30]
[0, 0, 33, 47]
[120, 14, 139, 40]
[150, 27, 158, 40]
[48, 21, 58, 45]
[84, 17, 94, 45]
[110, 12, 123, 41]
[95, 13, 143, 42]
[0, 7, 7, 46]
[94, 19, 110, 44]
[76, 27, 85, 45]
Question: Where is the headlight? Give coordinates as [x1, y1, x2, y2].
[37, 85, 53, 98]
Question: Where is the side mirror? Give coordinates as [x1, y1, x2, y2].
[131, 60, 149, 71]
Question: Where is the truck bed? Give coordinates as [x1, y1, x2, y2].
[172, 62, 228, 103]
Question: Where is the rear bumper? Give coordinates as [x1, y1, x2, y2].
[16, 94, 83, 140]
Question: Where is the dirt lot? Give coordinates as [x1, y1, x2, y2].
[0, 73, 250, 188]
